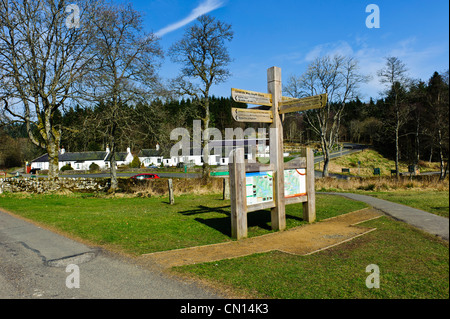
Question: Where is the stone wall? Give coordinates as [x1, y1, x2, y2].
[0, 177, 109, 194]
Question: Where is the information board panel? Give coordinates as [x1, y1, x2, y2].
[246, 171, 274, 206]
[245, 169, 306, 206]
[284, 169, 306, 198]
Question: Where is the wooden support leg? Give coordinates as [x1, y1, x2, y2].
[229, 148, 247, 239]
[303, 148, 316, 222]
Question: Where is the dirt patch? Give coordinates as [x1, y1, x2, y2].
[139, 208, 383, 268]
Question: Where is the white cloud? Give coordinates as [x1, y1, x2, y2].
[155, 0, 225, 37]
[304, 41, 354, 62]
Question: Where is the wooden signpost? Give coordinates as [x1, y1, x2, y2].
[229, 66, 327, 239]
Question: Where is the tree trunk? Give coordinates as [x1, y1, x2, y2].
[320, 136, 329, 177]
[109, 137, 118, 191]
[395, 103, 400, 179]
[438, 129, 445, 180]
[415, 116, 420, 164]
[47, 141, 60, 180]
[202, 95, 211, 180]
[43, 112, 61, 180]
[395, 122, 400, 179]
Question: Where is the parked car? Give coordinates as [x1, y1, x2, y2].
[130, 173, 160, 180]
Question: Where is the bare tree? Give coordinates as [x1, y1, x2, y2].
[377, 56, 410, 178]
[426, 71, 449, 180]
[169, 15, 233, 178]
[284, 55, 368, 177]
[86, 3, 163, 190]
[0, 0, 101, 179]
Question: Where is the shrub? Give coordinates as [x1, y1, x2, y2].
[89, 163, 100, 171]
[60, 164, 73, 172]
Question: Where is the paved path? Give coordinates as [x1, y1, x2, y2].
[320, 192, 449, 241]
[141, 208, 383, 268]
[0, 209, 220, 299]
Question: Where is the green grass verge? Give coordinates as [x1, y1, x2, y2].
[362, 190, 449, 218]
[0, 193, 367, 256]
[174, 217, 449, 299]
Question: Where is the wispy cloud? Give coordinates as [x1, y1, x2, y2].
[304, 41, 354, 62]
[155, 0, 225, 37]
[289, 38, 449, 100]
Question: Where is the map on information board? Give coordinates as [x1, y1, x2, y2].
[284, 169, 306, 198]
[246, 171, 273, 206]
[245, 169, 307, 206]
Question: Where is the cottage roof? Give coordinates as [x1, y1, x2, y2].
[31, 151, 129, 163]
[138, 149, 161, 157]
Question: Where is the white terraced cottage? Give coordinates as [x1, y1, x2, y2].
[30, 146, 133, 171]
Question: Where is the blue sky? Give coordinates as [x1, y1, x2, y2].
[129, 0, 449, 102]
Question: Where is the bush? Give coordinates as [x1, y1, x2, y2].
[89, 163, 100, 171]
[60, 164, 73, 172]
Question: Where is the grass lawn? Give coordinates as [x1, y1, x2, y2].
[175, 216, 449, 299]
[0, 193, 367, 256]
[362, 190, 449, 218]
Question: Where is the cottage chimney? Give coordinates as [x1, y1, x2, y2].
[106, 145, 110, 153]
[60, 147, 65, 154]
[127, 147, 131, 154]
[156, 143, 160, 151]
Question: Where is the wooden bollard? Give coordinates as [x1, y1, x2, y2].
[168, 178, 174, 205]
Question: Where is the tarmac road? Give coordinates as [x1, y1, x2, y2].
[0, 209, 221, 299]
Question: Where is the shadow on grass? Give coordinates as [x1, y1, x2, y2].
[179, 205, 230, 216]
[178, 204, 305, 237]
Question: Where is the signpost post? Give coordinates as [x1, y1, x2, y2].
[229, 66, 327, 239]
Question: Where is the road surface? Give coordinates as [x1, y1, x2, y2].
[0, 209, 220, 299]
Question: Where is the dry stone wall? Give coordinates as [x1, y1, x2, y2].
[0, 177, 109, 194]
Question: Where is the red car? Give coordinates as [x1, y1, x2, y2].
[130, 173, 160, 180]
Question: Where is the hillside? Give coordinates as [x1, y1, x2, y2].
[316, 149, 441, 177]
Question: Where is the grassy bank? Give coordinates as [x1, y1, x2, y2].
[316, 149, 442, 177]
[315, 176, 449, 217]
